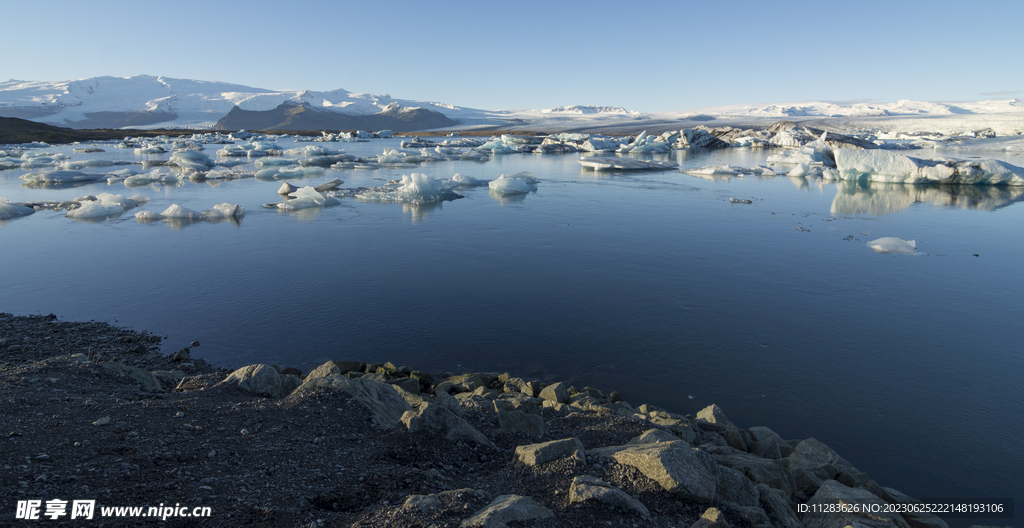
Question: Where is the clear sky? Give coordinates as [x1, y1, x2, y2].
[2, 0, 1022, 112]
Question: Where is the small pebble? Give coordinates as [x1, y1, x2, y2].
[175, 411, 185, 418]
[240, 429, 250, 436]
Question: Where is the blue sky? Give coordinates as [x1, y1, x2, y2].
[2, 0, 1022, 112]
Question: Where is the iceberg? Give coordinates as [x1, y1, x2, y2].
[0, 197, 35, 220]
[275, 186, 339, 210]
[766, 132, 836, 167]
[579, 157, 678, 171]
[255, 167, 324, 181]
[20, 170, 106, 185]
[66, 193, 148, 219]
[488, 173, 538, 195]
[168, 150, 213, 172]
[124, 170, 183, 187]
[136, 203, 244, 221]
[450, 173, 489, 186]
[283, 145, 344, 156]
[867, 237, 918, 254]
[830, 150, 1024, 185]
[356, 173, 463, 204]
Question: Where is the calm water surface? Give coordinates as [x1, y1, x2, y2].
[2, 138, 1022, 526]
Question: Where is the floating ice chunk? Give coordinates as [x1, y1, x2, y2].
[276, 186, 339, 210]
[787, 163, 825, 177]
[834, 150, 1024, 185]
[133, 145, 166, 155]
[203, 203, 245, 218]
[283, 145, 343, 156]
[356, 173, 463, 204]
[684, 165, 740, 175]
[124, 170, 183, 187]
[0, 197, 35, 220]
[580, 137, 624, 152]
[66, 193, 148, 219]
[867, 237, 918, 254]
[254, 158, 298, 168]
[169, 150, 213, 172]
[155, 204, 205, 219]
[617, 131, 672, 153]
[59, 159, 115, 170]
[255, 167, 324, 181]
[20, 170, 105, 184]
[450, 173, 489, 186]
[580, 157, 679, 171]
[376, 130, 393, 138]
[488, 173, 538, 195]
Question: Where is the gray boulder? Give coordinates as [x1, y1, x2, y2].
[590, 441, 717, 502]
[626, 429, 679, 445]
[497, 410, 545, 438]
[788, 438, 871, 496]
[803, 479, 910, 528]
[295, 376, 412, 428]
[748, 426, 793, 459]
[756, 484, 802, 528]
[696, 404, 749, 451]
[690, 507, 731, 528]
[402, 494, 441, 512]
[401, 402, 495, 448]
[514, 437, 585, 467]
[569, 476, 650, 517]
[538, 381, 569, 404]
[304, 360, 340, 381]
[102, 361, 163, 392]
[216, 364, 294, 397]
[710, 449, 796, 496]
[459, 494, 554, 528]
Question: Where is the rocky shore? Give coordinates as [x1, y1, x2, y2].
[0, 313, 1009, 528]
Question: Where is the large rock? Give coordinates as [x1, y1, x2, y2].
[710, 449, 796, 496]
[102, 361, 162, 392]
[690, 507, 731, 528]
[590, 441, 717, 502]
[401, 403, 495, 447]
[715, 465, 759, 507]
[460, 494, 554, 528]
[497, 410, 545, 438]
[402, 494, 441, 512]
[215, 364, 301, 398]
[502, 377, 539, 397]
[569, 476, 650, 517]
[295, 376, 412, 428]
[538, 381, 569, 404]
[696, 404, 749, 451]
[881, 487, 949, 528]
[756, 484, 802, 528]
[626, 429, 678, 445]
[803, 479, 911, 528]
[514, 437, 585, 467]
[788, 438, 871, 497]
[304, 360, 340, 381]
[748, 426, 793, 459]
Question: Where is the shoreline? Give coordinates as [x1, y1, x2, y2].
[1, 312, 1001, 528]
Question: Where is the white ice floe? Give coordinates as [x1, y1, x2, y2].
[684, 165, 741, 175]
[867, 237, 918, 254]
[276, 186, 340, 210]
[58, 159, 115, 170]
[829, 150, 1024, 185]
[356, 173, 462, 204]
[66, 193, 148, 219]
[20, 170, 106, 184]
[376, 148, 421, 164]
[283, 145, 344, 156]
[0, 197, 36, 220]
[255, 167, 324, 181]
[124, 170, 183, 187]
[136, 203, 245, 222]
[168, 150, 213, 172]
[488, 172, 539, 195]
[616, 131, 672, 153]
[254, 158, 299, 168]
[450, 173, 489, 186]
[579, 157, 679, 171]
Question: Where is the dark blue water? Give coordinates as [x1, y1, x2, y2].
[2, 138, 1021, 526]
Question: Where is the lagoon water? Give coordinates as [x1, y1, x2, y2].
[2, 137, 1022, 526]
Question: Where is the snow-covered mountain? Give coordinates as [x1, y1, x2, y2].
[1, 75, 1022, 134]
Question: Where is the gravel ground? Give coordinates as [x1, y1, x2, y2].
[0, 313, 712, 527]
